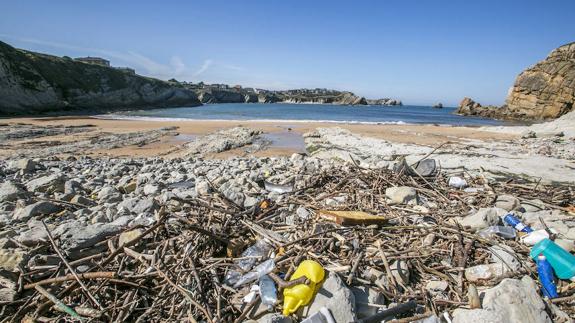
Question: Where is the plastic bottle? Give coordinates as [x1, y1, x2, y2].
[259, 275, 277, 308]
[233, 258, 275, 288]
[503, 214, 533, 233]
[536, 254, 558, 298]
[530, 238, 575, 280]
[282, 260, 325, 316]
[478, 226, 516, 239]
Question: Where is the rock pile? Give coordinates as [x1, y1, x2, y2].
[0, 153, 573, 321]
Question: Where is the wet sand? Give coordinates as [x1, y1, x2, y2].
[0, 116, 517, 158]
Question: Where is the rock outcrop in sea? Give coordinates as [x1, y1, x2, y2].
[455, 42, 575, 120]
[0, 41, 201, 116]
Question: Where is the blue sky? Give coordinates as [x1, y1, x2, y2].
[1, 1, 573, 106]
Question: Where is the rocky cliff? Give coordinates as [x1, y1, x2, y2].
[455, 42, 575, 120]
[279, 91, 367, 105]
[505, 42, 575, 119]
[366, 98, 403, 106]
[0, 41, 201, 116]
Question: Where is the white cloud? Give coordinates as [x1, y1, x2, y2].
[193, 59, 213, 77]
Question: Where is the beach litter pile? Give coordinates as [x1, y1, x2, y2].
[0, 154, 574, 322]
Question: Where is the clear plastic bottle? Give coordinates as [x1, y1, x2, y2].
[259, 275, 277, 308]
[478, 226, 516, 239]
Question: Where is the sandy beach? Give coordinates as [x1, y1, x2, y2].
[0, 116, 517, 159]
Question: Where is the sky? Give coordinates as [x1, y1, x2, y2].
[0, 1, 573, 106]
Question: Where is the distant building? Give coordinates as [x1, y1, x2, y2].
[75, 56, 110, 67]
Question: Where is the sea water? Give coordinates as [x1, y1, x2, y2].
[104, 103, 509, 126]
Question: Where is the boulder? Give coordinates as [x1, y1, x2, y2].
[0, 181, 28, 202]
[385, 186, 418, 205]
[195, 179, 211, 195]
[13, 201, 62, 221]
[453, 277, 551, 323]
[506, 42, 575, 120]
[25, 174, 65, 193]
[351, 286, 385, 318]
[456, 207, 506, 231]
[8, 159, 37, 173]
[494, 195, 520, 211]
[97, 186, 122, 203]
[54, 216, 131, 252]
[306, 272, 356, 323]
[0, 248, 28, 272]
[118, 229, 143, 246]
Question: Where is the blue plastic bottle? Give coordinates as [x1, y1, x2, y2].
[503, 214, 533, 233]
[536, 254, 558, 298]
[530, 239, 575, 280]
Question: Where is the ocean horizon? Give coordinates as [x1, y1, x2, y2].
[103, 103, 510, 126]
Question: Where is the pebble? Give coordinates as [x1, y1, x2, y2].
[385, 186, 418, 205]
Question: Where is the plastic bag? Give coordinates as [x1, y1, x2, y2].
[259, 275, 277, 307]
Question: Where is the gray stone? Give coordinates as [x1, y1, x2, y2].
[15, 220, 48, 246]
[489, 244, 520, 271]
[351, 285, 384, 319]
[25, 174, 65, 193]
[0, 273, 17, 302]
[306, 272, 356, 323]
[143, 184, 160, 195]
[70, 195, 95, 206]
[521, 199, 546, 212]
[453, 277, 551, 323]
[97, 186, 121, 202]
[195, 179, 211, 195]
[0, 181, 28, 202]
[385, 186, 418, 205]
[296, 206, 311, 220]
[55, 216, 131, 251]
[243, 195, 259, 208]
[8, 159, 37, 173]
[494, 194, 520, 211]
[389, 259, 410, 285]
[118, 197, 159, 215]
[64, 180, 83, 195]
[456, 207, 506, 231]
[250, 313, 293, 323]
[425, 280, 448, 294]
[13, 201, 62, 221]
[464, 264, 506, 283]
[324, 194, 347, 207]
[0, 248, 28, 272]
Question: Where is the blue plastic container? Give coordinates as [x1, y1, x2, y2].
[504, 214, 533, 233]
[536, 255, 558, 298]
[530, 239, 575, 280]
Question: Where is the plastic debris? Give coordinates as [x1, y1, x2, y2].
[503, 213, 533, 233]
[478, 226, 517, 239]
[448, 176, 467, 188]
[282, 260, 325, 316]
[530, 238, 575, 280]
[264, 181, 293, 193]
[536, 254, 558, 298]
[258, 275, 277, 308]
[233, 258, 275, 288]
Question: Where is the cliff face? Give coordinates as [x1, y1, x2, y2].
[0, 41, 201, 116]
[505, 42, 575, 119]
[196, 90, 245, 104]
[280, 91, 367, 105]
[455, 42, 575, 120]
